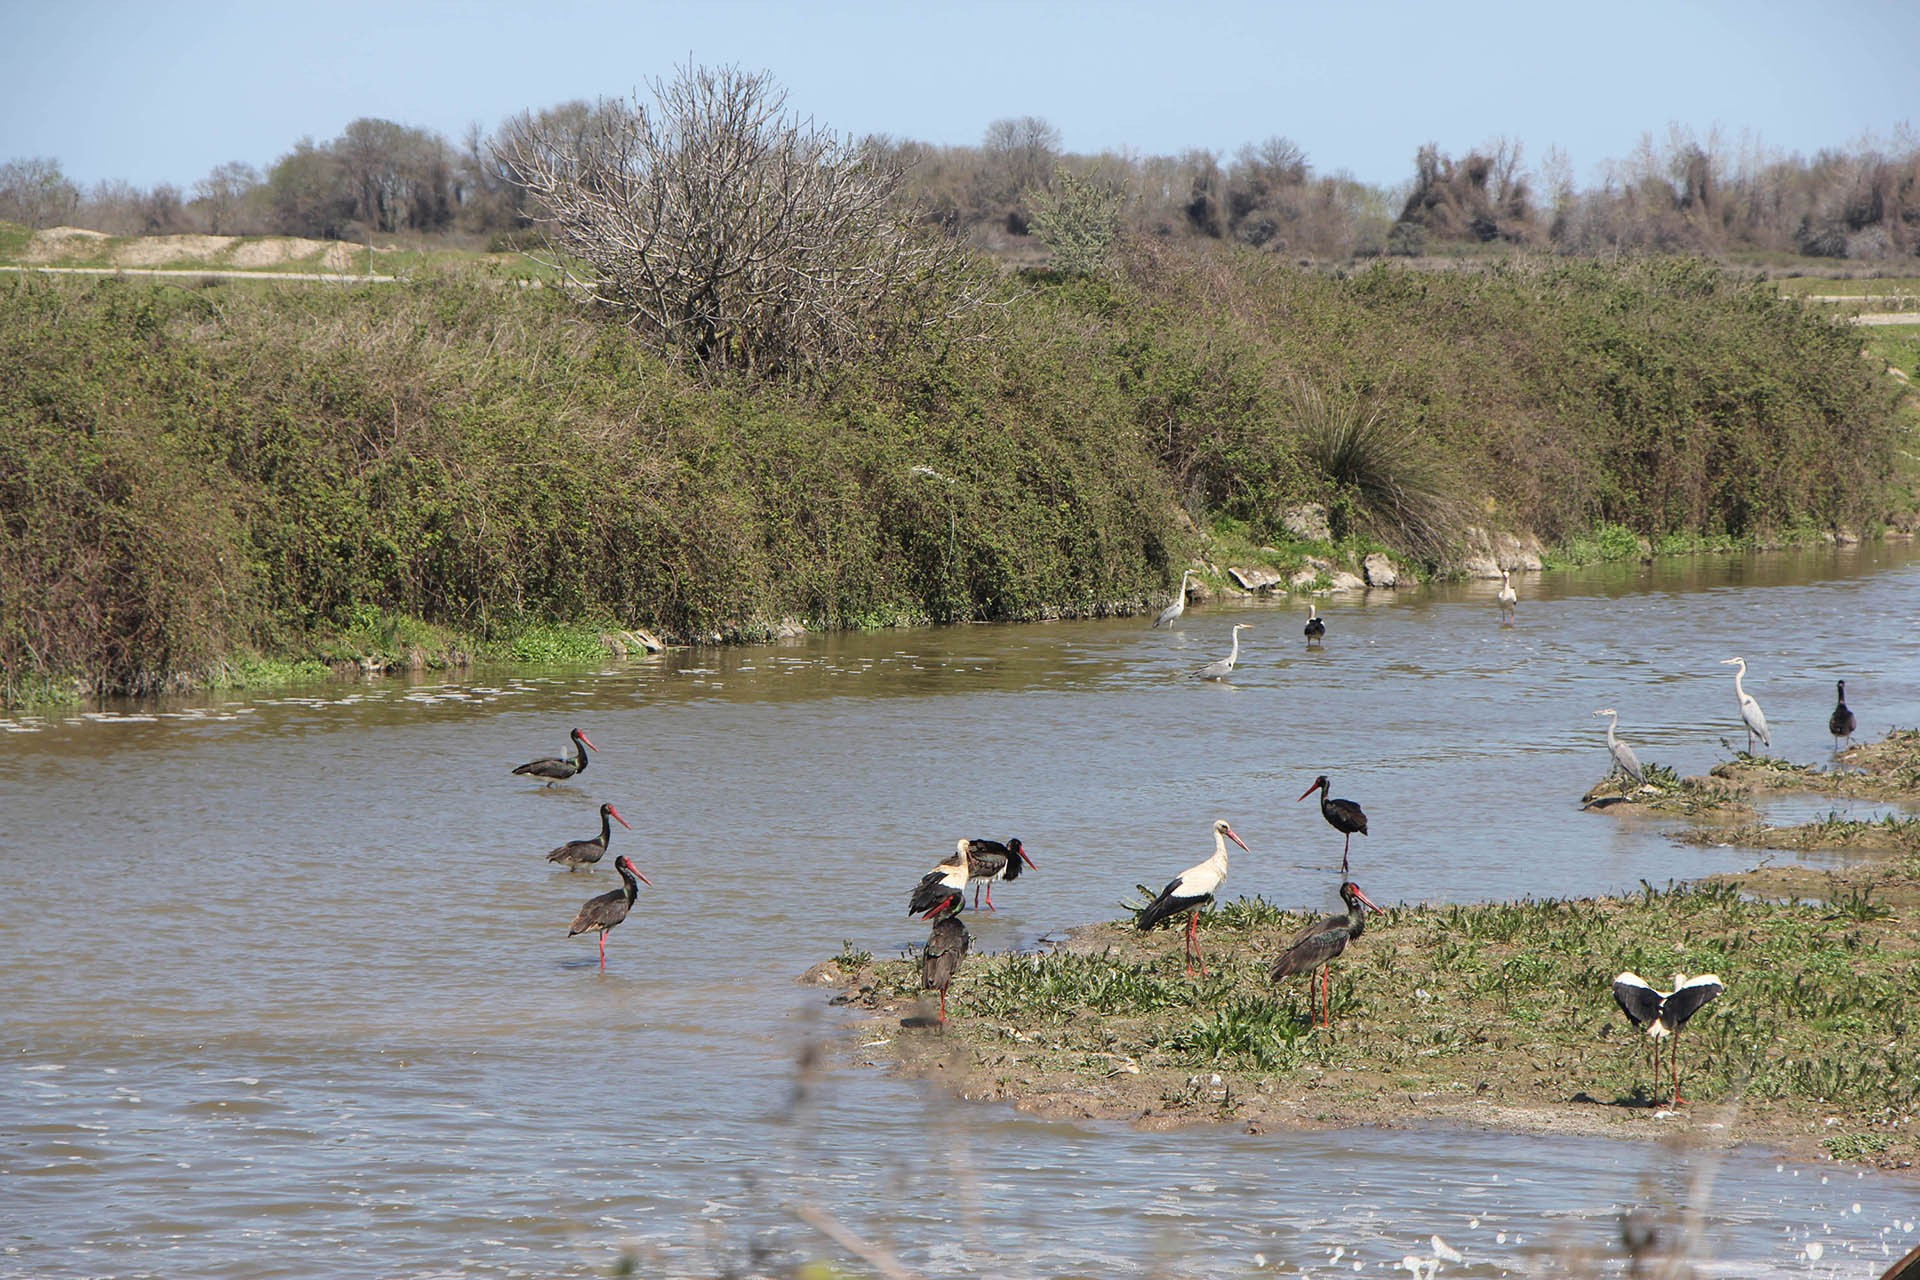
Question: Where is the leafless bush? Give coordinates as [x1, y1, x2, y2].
[494, 64, 998, 380]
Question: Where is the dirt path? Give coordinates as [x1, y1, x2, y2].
[0, 265, 397, 284]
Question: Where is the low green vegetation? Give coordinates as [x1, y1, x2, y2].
[838, 868, 1920, 1167]
[2, 244, 1911, 703]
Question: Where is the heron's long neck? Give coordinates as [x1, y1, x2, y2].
[1227, 631, 1240, 664]
[1732, 667, 1747, 700]
[1605, 715, 1620, 749]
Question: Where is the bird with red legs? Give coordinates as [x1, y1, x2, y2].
[919, 897, 970, 1027]
[1611, 971, 1723, 1106]
[567, 854, 651, 968]
[513, 727, 597, 786]
[908, 841, 971, 920]
[963, 837, 1036, 911]
[1299, 775, 1368, 873]
[1134, 820, 1251, 976]
[545, 803, 632, 872]
[1269, 881, 1383, 1028]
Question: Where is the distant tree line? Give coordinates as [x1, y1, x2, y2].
[3, 100, 1916, 262]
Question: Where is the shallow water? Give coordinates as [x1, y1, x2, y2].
[4, 541, 1919, 1277]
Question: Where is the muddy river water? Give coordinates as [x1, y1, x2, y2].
[4, 542, 1919, 1277]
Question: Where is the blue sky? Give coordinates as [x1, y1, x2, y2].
[2, 0, 1914, 193]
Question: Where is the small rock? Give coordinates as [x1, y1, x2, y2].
[1836, 528, 1860, 546]
[1281, 503, 1331, 542]
[797, 960, 843, 986]
[1362, 552, 1399, 588]
[1327, 570, 1366, 592]
[1289, 569, 1321, 589]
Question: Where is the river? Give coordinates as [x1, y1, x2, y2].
[4, 542, 1918, 1277]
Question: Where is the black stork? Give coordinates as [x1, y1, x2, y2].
[1830, 680, 1857, 751]
[1611, 971, 1723, 1106]
[920, 899, 971, 1026]
[1299, 774, 1368, 873]
[545, 802, 633, 872]
[964, 837, 1036, 911]
[567, 854, 652, 968]
[1304, 604, 1326, 647]
[1135, 819, 1251, 976]
[908, 841, 971, 920]
[513, 727, 597, 786]
[1269, 881, 1383, 1028]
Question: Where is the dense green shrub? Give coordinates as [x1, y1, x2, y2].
[0, 244, 1905, 700]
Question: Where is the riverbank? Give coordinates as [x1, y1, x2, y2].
[4, 247, 1911, 704]
[816, 730, 1920, 1176]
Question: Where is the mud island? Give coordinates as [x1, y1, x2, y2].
[814, 730, 1920, 1175]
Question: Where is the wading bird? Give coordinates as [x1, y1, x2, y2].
[963, 837, 1036, 911]
[1611, 971, 1723, 1106]
[1593, 709, 1646, 786]
[1135, 819, 1251, 976]
[545, 802, 633, 871]
[1299, 774, 1368, 874]
[567, 854, 651, 968]
[1153, 570, 1196, 628]
[920, 900, 970, 1027]
[908, 841, 972, 920]
[1304, 604, 1326, 647]
[513, 727, 597, 786]
[1270, 881, 1383, 1028]
[1496, 569, 1518, 623]
[1830, 680, 1857, 752]
[1719, 658, 1771, 755]
[1193, 623, 1252, 681]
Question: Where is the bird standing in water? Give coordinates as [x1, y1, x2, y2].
[567, 854, 652, 968]
[1270, 881, 1383, 1029]
[1594, 709, 1646, 786]
[1153, 570, 1196, 628]
[1496, 570, 1518, 623]
[545, 802, 633, 871]
[1830, 680, 1857, 752]
[963, 837, 1036, 911]
[1719, 658, 1770, 755]
[1299, 774, 1368, 874]
[1193, 623, 1252, 681]
[1304, 604, 1326, 647]
[1135, 820, 1252, 976]
[514, 727, 597, 786]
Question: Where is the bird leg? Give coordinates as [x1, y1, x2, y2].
[938, 988, 949, 1027]
[1671, 1040, 1683, 1107]
[1184, 910, 1206, 977]
[1342, 834, 1351, 875]
[985, 883, 996, 911]
[597, 933, 606, 967]
[973, 886, 982, 909]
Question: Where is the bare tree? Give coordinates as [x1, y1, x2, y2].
[495, 64, 997, 379]
[194, 161, 260, 235]
[0, 157, 80, 228]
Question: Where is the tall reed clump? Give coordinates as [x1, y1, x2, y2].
[1287, 377, 1468, 563]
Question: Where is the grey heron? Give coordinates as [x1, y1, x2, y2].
[1153, 570, 1196, 628]
[1829, 680, 1857, 751]
[1304, 603, 1326, 646]
[1192, 623, 1251, 680]
[1593, 709, 1645, 786]
[1719, 657, 1771, 755]
[1496, 569, 1518, 623]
